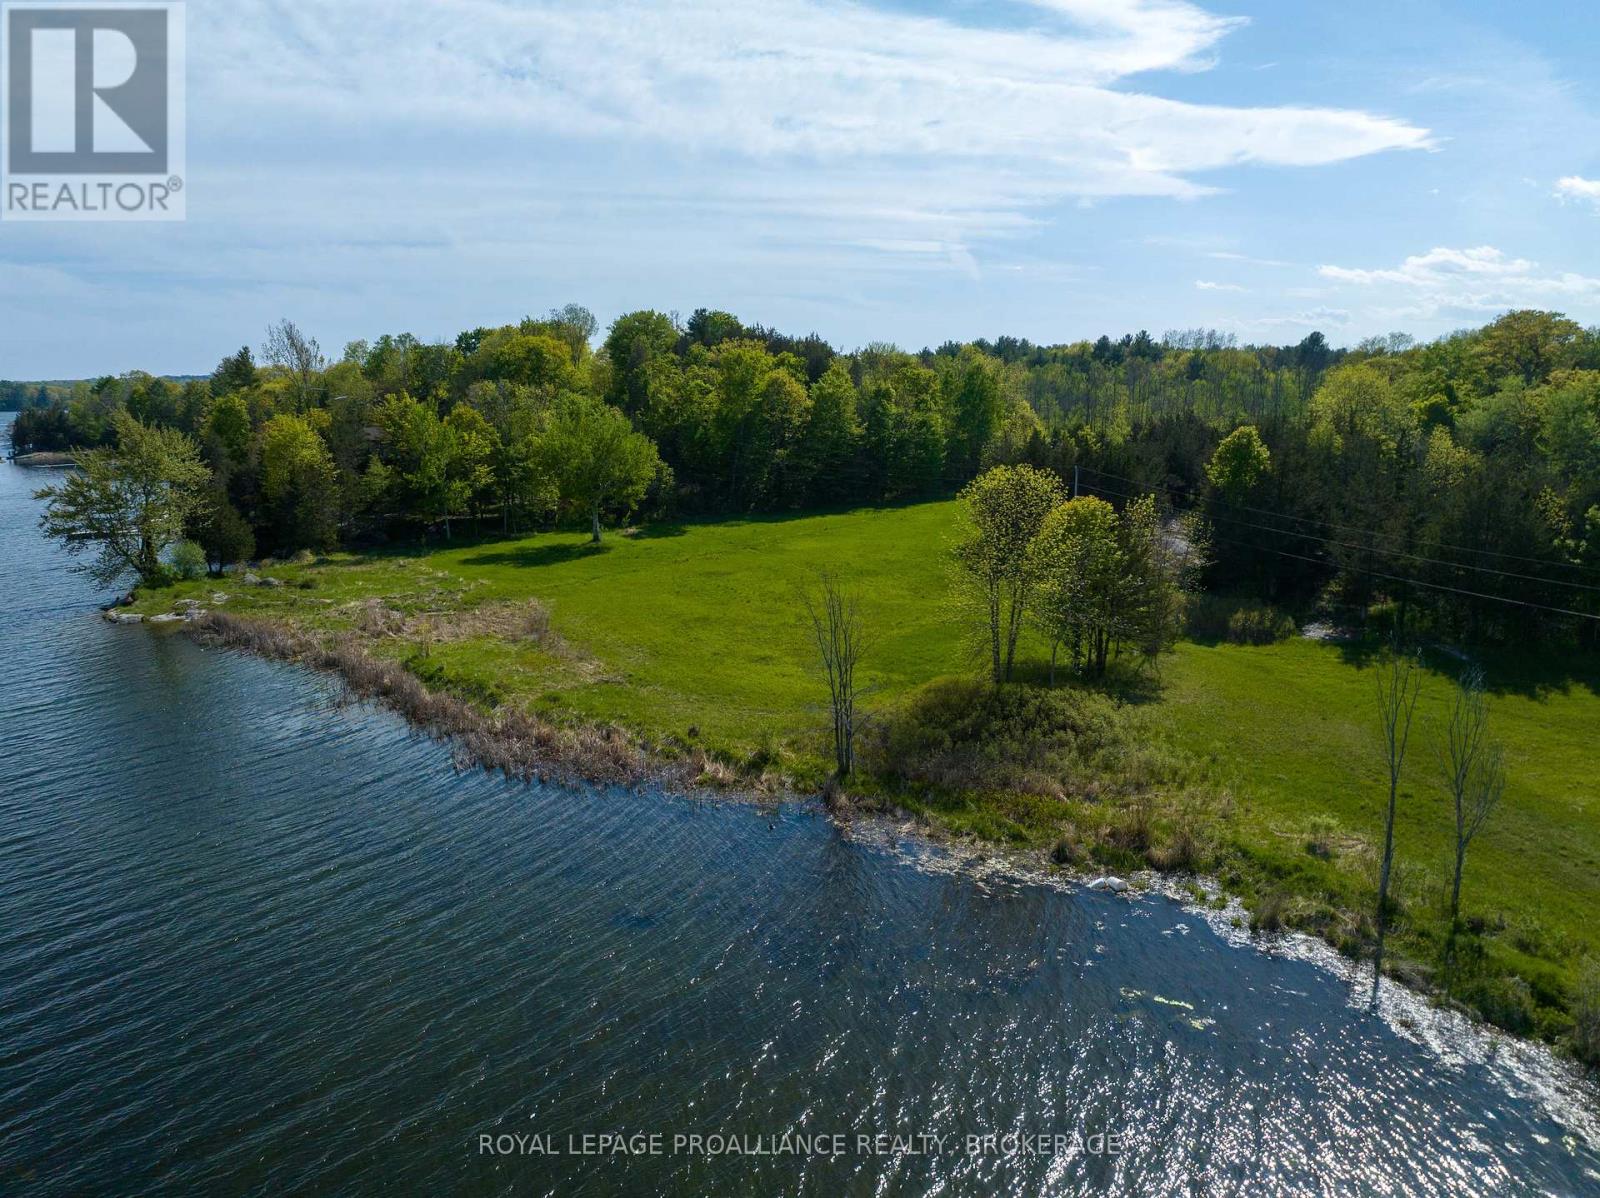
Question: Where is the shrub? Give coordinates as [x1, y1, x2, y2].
[872, 676, 1128, 793]
[1227, 605, 1297, 645]
[198, 494, 255, 575]
[1571, 959, 1600, 1066]
[139, 562, 178, 589]
[1050, 836, 1081, 866]
[1463, 975, 1536, 1036]
[167, 539, 207, 580]
[1187, 594, 1296, 645]
[1250, 889, 1289, 933]
[1148, 825, 1204, 873]
[1113, 792, 1155, 853]
[1305, 813, 1340, 858]
[1366, 601, 1400, 637]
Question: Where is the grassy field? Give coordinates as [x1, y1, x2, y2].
[134, 500, 1600, 1041]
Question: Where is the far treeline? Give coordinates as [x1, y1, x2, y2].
[14, 307, 1600, 647]
[2, 379, 73, 411]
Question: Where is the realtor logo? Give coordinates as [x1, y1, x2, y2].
[1, 1, 185, 220]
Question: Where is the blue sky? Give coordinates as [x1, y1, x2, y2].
[3, 0, 1600, 377]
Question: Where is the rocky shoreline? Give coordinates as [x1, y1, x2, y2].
[96, 597, 1600, 1079]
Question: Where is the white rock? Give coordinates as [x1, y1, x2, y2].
[1087, 876, 1130, 893]
[148, 613, 182, 624]
[110, 611, 144, 624]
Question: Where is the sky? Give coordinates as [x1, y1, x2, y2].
[3, 0, 1600, 378]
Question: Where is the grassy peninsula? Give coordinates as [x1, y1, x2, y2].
[128, 497, 1600, 1049]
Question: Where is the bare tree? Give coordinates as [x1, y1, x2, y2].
[262, 319, 326, 409]
[1372, 646, 1422, 1005]
[803, 571, 864, 779]
[1437, 668, 1505, 950]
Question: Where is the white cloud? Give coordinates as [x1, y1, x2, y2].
[1195, 280, 1246, 292]
[1556, 175, 1600, 205]
[1317, 245, 1600, 320]
[1251, 307, 1351, 329]
[3, 1, 1446, 374]
[1320, 245, 1537, 287]
[193, 0, 1430, 240]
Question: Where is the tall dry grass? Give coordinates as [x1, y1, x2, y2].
[189, 612, 663, 789]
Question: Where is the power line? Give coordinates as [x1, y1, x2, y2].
[1079, 465, 1600, 580]
[1081, 479, 1600, 595]
[1076, 480, 1600, 624]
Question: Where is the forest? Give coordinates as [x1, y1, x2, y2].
[12, 306, 1600, 648]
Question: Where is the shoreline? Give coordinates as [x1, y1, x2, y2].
[10, 450, 76, 468]
[845, 818, 1600, 1149]
[138, 606, 1598, 1082]
[182, 611, 753, 796]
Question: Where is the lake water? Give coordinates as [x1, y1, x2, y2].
[3, 411, 1599, 1195]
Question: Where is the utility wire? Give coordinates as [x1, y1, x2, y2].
[1076, 480, 1600, 624]
[1078, 465, 1600, 580]
[1079, 479, 1600, 596]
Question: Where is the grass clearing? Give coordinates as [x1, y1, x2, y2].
[133, 500, 1600, 1044]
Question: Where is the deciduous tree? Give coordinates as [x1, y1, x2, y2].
[803, 571, 865, 778]
[258, 414, 339, 551]
[1372, 646, 1422, 1004]
[1436, 668, 1505, 955]
[534, 394, 664, 542]
[1206, 425, 1271, 501]
[36, 412, 210, 586]
[954, 465, 1065, 682]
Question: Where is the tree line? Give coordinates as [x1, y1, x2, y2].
[20, 307, 1600, 649]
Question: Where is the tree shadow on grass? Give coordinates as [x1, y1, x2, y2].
[1468, 645, 1600, 702]
[624, 523, 689, 540]
[1324, 631, 1600, 701]
[457, 541, 613, 570]
[1330, 636, 1388, 672]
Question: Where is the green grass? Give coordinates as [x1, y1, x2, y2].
[1161, 637, 1600, 1017]
[135, 501, 1600, 1039]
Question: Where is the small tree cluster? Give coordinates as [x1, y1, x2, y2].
[952, 465, 1196, 683]
[1367, 654, 1507, 1004]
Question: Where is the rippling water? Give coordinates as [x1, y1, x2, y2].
[2, 412, 1598, 1195]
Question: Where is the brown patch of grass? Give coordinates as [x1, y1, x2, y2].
[687, 749, 739, 789]
[1108, 792, 1155, 855]
[349, 598, 562, 648]
[1148, 825, 1204, 873]
[1050, 833, 1083, 866]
